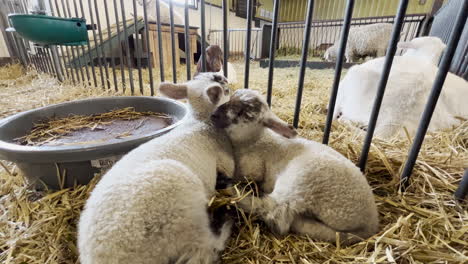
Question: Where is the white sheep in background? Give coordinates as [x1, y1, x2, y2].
[78, 73, 235, 264]
[324, 23, 394, 63]
[334, 54, 468, 139]
[195, 45, 238, 85]
[211, 89, 379, 245]
[398, 36, 447, 65]
[137, 0, 184, 24]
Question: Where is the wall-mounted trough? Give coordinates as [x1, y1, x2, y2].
[0, 97, 188, 190]
[7, 14, 91, 46]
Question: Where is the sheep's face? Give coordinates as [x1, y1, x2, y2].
[324, 46, 337, 62]
[211, 89, 297, 143]
[206, 45, 224, 72]
[158, 73, 230, 119]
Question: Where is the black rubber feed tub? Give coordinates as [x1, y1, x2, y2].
[0, 96, 188, 190]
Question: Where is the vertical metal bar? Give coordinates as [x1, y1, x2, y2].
[103, 1, 119, 91]
[222, 0, 228, 78]
[400, 0, 467, 188]
[244, 0, 253, 88]
[87, 0, 105, 88]
[65, 0, 85, 82]
[454, 169, 468, 202]
[72, 0, 90, 84]
[54, 0, 72, 81]
[47, 1, 66, 81]
[120, 0, 135, 94]
[94, 0, 111, 89]
[323, 0, 354, 145]
[132, 0, 144, 93]
[39, 48, 52, 74]
[358, 0, 409, 172]
[62, 0, 80, 83]
[113, 0, 126, 91]
[78, 0, 97, 86]
[143, 0, 154, 94]
[44, 47, 58, 76]
[169, 0, 177, 83]
[292, 0, 315, 128]
[155, 0, 165, 81]
[200, 0, 207, 71]
[185, 0, 192, 80]
[266, 0, 280, 106]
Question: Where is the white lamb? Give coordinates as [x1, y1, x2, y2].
[78, 73, 235, 264]
[211, 89, 379, 245]
[324, 23, 394, 63]
[333, 55, 468, 139]
[397, 36, 447, 65]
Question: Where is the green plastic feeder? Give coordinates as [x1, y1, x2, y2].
[8, 14, 89, 46]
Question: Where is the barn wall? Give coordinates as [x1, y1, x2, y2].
[0, 33, 10, 57]
[279, 0, 440, 22]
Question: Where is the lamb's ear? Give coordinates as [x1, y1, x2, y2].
[397, 41, 414, 49]
[206, 85, 223, 105]
[158, 82, 188, 99]
[263, 114, 297, 139]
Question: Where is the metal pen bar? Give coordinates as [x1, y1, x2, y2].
[73, 0, 90, 85]
[47, 2, 66, 81]
[454, 169, 468, 202]
[65, 0, 85, 82]
[39, 48, 52, 74]
[244, 0, 253, 88]
[358, 0, 409, 172]
[200, 0, 207, 71]
[400, 0, 467, 188]
[143, 0, 154, 95]
[132, 0, 144, 93]
[222, 0, 228, 78]
[292, 0, 315, 128]
[113, 0, 126, 91]
[322, 0, 354, 145]
[44, 47, 58, 76]
[78, 0, 97, 86]
[120, 0, 135, 94]
[54, 0, 72, 81]
[266, 0, 280, 106]
[87, 0, 105, 88]
[61, 0, 79, 83]
[94, 0, 111, 89]
[155, 0, 165, 81]
[185, 0, 192, 80]
[169, 0, 177, 83]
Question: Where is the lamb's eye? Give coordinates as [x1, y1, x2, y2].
[224, 88, 230, 96]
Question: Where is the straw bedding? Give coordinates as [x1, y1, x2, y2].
[0, 63, 467, 263]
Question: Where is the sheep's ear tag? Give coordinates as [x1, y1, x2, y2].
[263, 118, 298, 139]
[206, 85, 223, 105]
[158, 83, 188, 100]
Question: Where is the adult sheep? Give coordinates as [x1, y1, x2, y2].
[195, 45, 238, 85]
[324, 23, 394, 63]
[333, 54, 467, 139]
[78, 73, 235, 264]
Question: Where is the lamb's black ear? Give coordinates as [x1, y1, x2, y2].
[159, 82, 188, 99]
[263, 114, 297, 139]
[206, 85, 223, 105]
